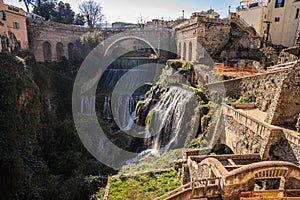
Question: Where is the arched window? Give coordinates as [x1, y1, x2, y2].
[183, 42, 186, 60]
[178, 42, 181, 59]
[56, 42, 64, 60]
[68, 43, 74, 60]
[43, 41, 52, 62]
[188, 42, 192, 61]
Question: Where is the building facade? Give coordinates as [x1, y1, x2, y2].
[0, 0, 28, 52]
[236, 0, 300, 47]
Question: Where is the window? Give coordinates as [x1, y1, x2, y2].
[296, 8, 300, 19]
[275, 0, 285, 8]
[0, 11, 6, 20]
[13, 22, 20, 29]
[275, 17, 280, 22]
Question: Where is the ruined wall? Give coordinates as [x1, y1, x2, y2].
[265, 64, 300, 126]
[175, 17, 231, 61]
[220, 23, 261, 60]
[27, 19, 89, 62]
[206, 65, 300, 128]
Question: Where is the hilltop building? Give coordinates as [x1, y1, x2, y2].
[192, 9, 220, 19]
[235, 0, 300, 47]
[0, 0, 28, 52]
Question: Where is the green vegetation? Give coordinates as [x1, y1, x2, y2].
[188, 134, 209, 149]
[120, 149, 182, 174]
[260, 46, 278, 66]
[0, 53, 114, 200]
[280, 46, 300, 57]
[166, 59, 192, 71]
[146, 109, 155, 127]
[107, 170, 180, 200]
[235, 94, 254, 103]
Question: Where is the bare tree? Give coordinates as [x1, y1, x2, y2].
[79, 0, 104, 29]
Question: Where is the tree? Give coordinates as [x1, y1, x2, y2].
[19, 0, 55, 14]
[32, 1, 75, 24]
[19, 0, 32, 12]
[33, 1, 56, 21]
[79, 0, 104, 29]
[76, 30, 103, 59]
[74, 14, 86, 26]
[53, 1, 75, 24]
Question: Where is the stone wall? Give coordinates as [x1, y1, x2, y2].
[265, 64, 300, 126]
[220, 104, 280, 158]
[27, 19, 174, 62]
[27, 19, 89, 62]
[175, 17, 231, 61]
[206, 64, 300, 127]
[220, 104, 300, 165]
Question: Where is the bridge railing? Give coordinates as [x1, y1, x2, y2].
[222, 103, 300, 154]
[222, 103, 282, 135]
[153, 177, 222, 200]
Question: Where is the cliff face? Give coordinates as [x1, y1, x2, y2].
[220, 23, 262, 61]
[0, 53, 114, 200]
[0, 53, 43, 199]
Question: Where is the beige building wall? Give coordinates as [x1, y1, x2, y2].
[236, 0, 300, 47]
[267, 0, 300, 47]
[237, 4, 266, 36]
[0, 1, 28, 51]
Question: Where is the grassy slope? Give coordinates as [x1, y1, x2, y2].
[108, 170, 180, 200]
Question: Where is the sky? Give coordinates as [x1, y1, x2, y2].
[6, 0, 241, 23]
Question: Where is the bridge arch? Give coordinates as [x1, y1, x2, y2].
[43, 41, 52, 62]
[104, 36, 159, 57]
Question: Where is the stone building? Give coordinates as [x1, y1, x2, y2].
[174, 16, 231, 62]
[192, 9, 220, 19]
[235, 0, 300, 47]
[27, 19, 88, 62]
[0, 0, 28, 52]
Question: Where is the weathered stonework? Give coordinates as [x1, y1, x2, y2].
[27, 19, 89, 62]
[296, 114, 300, 131]
[265, 64, 300, 126]
[175, 16, 231, 61]
[206, 62, 300, 127]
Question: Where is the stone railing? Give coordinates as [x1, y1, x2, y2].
[282, 129, 300, 147]
[267, 61, 297, 71]
[222, 103, 282, 137]
[154, 177, 222, 200]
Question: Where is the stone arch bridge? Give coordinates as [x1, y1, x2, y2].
[27, 19, 174, 62]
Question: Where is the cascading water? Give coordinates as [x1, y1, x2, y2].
[145, 86, 198, 155]
[126, 85, 199, 164]
[103, 94, 144, 130]
[95, 57, 199, 165]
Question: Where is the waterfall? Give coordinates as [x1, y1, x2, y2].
[104, 94, 144, 130]
[80, 95, 96, 116]
[145, 86, 198, 155]
[125, 86, 198, 164]
[103, 96, 112, 120]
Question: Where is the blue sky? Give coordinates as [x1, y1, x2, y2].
[6, 0, 241, 23]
